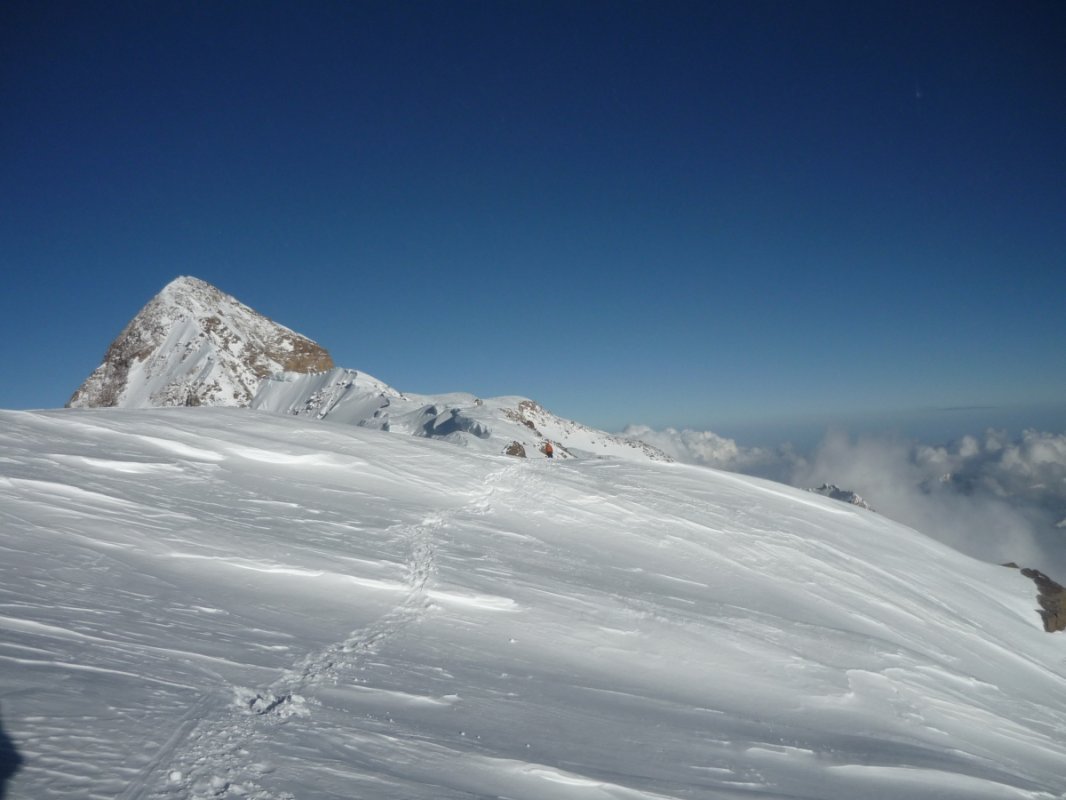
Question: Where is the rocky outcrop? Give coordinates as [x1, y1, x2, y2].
[1019, 568, 1066, 633]
[68, 277, 333, 409]
[809, 483, 875, 511]
[504, 399, 672, 463]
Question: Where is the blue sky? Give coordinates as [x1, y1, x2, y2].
[2, 1, 1064, 438]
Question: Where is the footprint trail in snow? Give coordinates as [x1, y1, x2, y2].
[140, 466, 520, 800]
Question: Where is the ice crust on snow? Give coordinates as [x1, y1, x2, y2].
[2, 408, 1066, 800]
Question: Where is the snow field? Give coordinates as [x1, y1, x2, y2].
[1, 408, 1065, 799]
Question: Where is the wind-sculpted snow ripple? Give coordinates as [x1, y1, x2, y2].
[6, 410, 1066, 800]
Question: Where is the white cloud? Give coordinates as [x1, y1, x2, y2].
[791, 429, 1061, 573]
[621, 424, 804, 482]
[623, 425, 1066, 578]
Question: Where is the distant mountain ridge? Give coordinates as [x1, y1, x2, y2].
[69, 277, 671, 463]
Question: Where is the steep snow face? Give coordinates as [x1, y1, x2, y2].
[67, 276, 334, 409]
[2, 408, 1065, 800]
[252, 368, 673, 463]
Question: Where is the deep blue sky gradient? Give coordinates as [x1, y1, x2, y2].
[2, 1, 1064, 437]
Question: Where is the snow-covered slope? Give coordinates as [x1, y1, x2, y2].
[2, 408, 1064, 800]
[67, 277, 334, 409]
[252, 368, 671, 462]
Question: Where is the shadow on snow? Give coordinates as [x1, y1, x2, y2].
[0, 704, 22, 800]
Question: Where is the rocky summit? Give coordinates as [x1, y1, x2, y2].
[67, 276, 334, 409]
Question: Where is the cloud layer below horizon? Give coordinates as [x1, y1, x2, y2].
[623, 424, 1066, 579]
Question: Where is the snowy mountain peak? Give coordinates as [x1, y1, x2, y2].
[159, 274, 215, 300]
[67, 276, 334, 409]
[69, 277, 671, 463]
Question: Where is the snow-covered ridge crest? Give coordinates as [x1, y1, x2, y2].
[67, 276, 334, 409]
[251, 369, 673, 462]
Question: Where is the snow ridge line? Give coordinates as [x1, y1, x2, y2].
[137, 460, 520, 800]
